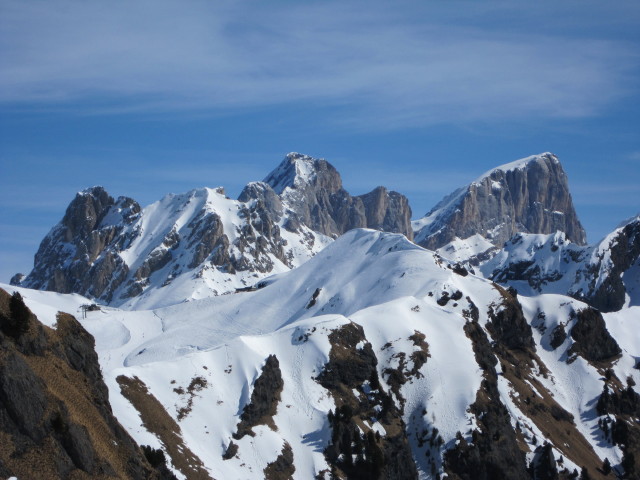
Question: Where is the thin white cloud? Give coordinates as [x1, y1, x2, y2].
[626, 151, 640, 162]
[0, 1, 638, 128]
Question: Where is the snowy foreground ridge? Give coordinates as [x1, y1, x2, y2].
[4, 228, 640, 479]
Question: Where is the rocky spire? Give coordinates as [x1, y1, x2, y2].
[19, 187, 140, 300]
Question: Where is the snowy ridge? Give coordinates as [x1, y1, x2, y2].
[435, 234, 496, 263]
[411, 186, 466, 244]
[112, 186, 320, 309]
[19, 170, 333, 310]
[4, 226, 639, 478]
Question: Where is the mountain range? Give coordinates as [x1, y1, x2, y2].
[2, 152, 639, 480]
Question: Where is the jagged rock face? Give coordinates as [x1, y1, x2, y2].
[578, 217, 640, 312]
[19, 184, 324, 308]
[569, 307, 621, 362]
[487, 286, 535, 351]
[261, 153, 413, 240]
[358, 186, 413, 239]
[0, 288, 174, 479]
[317, 322, 418, 480]
[477, 216, 640, 312]
[234, 354, 284, 440]
[17, 153, 413, 308]
[414, 153, 586, 250]
[21, 187, 138, 300]
[445, 321, 531, 480]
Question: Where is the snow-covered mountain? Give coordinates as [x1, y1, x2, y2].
[412, 153, 587, 250]
[14, 153, 412, 309]
[2, 228, 639, 479]
[3, 151, 640, 479]
[434, 215, 640, 314]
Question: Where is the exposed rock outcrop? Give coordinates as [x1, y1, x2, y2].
[117, 375, 209, 479]
[487, 285, 535, 351]
[317, 322, 417, 480]
[569, 307, 621, 363]
[263, 442, 295, 480]
[446, 321, 531, 480]
[413, 153, 586, 250]
[234, 354, 284, 439]
[19, 187, 137, 302]
[0, 288, 175, 479]
[574, 216, 640, 312]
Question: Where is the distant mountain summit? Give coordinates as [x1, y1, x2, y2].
[257, 152, 413, 239]
[412, 153, 587, 250]
[15, 153, 412, 308]
[14, 151, 619, 314]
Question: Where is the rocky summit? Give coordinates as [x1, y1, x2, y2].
[2, 151, 639, 480]
[412, 153, 587, 250]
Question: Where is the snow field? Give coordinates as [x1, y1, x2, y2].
[4, 227, 639, 479]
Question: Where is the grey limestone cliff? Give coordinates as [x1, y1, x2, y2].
[413, 153, 586, 250]
[257, 152, 413, 240]
[18, 186, 140, 302]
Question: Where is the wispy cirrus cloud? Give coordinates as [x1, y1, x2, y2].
[1, 1, 638, 128]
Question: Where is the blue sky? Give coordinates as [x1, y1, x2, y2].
[1, 0, 639, 282]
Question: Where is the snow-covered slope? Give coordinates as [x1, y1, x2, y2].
[474, 215, 640, 312]
[4, 228, 638, 479]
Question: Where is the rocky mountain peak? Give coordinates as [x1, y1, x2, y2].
[62, 186, 114, 240]
[413, 152, 587, 250]
[473, 152, 558, 183]
[261, 153, 412, 239]
[263, 152, 343, 196]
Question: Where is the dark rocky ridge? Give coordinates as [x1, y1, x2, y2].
[574, 217, 640, 312]
[445, 320, 531, 480]
[569, 307, 621, 363]
[317, 322, 418, 480]
[414, 153, 587, 250]
[233, 354, 284, 439]
[487, 285, 536, 352]
[0, 288, 175, 479]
